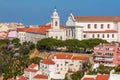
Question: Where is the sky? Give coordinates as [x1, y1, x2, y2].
[0, 0, 120, 25]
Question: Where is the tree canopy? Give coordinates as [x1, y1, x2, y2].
[37, 38, 108, 52]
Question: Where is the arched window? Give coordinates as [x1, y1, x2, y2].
[55, 21, 58, 26]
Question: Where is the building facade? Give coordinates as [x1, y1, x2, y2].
[46, 9, 66, 40]
[94, 43, 120, 67]
[66, 13, 120, 42]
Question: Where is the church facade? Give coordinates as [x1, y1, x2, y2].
[46, 9, 66, 40]
[66, 13, 120, 42]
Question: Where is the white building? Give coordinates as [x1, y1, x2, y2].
[66, 13, 120, 42]
[17, 25, 50, 43]
[46, 9, 66, 40]
[40, 59, 65, 80]
[53, 54, 89, 74]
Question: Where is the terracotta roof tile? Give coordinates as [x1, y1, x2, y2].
[41, 59, 55, 65]
[55, 53, 73, 59]
[83, 77, 95, 80]
[17, 24, 64, 34]
[24, 68, 38, 73]
[74, 16, 120, 22]
[33, 74, 48, 79]
[96, 74, 109, 80]
[83, 30, 117, 33]
[28, 63, 37, 69]
[18, 76, 27, 80]
[72, 56, 90, 60]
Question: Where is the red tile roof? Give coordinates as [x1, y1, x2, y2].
[72, 56, 90, 60]
[83, 77, 95, 80]
[17, 27, 28, 32]
[41, 59, 55, 65]
[33, 74, 48, 79]
[96, 74, 109, 80]
[83, 30, 117, 33]
[17, 24, 64, 34]
[74, 16, 120, 22]
[55, 53, 73, 59]
[24, 68, 38, 73]
[28, 63, 37, 69]
[18, 76, 27, 80]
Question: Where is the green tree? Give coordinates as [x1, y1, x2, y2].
[115, 65, 120, 72]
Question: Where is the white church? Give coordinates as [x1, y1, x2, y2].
[46, 9, 66, 40]
[66, 13, 120, 42]
[17, 8, 120, 43]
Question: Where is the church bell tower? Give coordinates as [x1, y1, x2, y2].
[51, 8, 60, 29]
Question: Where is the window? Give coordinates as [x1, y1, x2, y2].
[88, 24, 91, 29]
[107, 34, 109, 38]
[102, 34, 104, 38]
[92, 34, 95, 38]
[57, 64, 59, 67]
[94, 24, 97, 29]
[56, 36, 58, 39]
[83, 34, 86, 38]
[101, 24, 103, 29]
[60, 36, 62, 40]
[72, 29, 74, 37]
[69, 29, 70, 36]
[97, 34, 100, 38]
[112, 34, 114, 38]
[55, 21, 58, 26]
[107, 24, 110, 29]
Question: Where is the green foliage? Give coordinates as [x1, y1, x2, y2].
[37, 38, 64, 51]
[37, 38, 108, 52]
[87, 64, 114, 75]
[65, 39, 81, 52]
[115, 65, 120, 73]
[71, 70, 85, 80]
[0, 39, 38, 79]
[12, 38, 21, 47]
[3, 56, 42, 79]
[0, 39, 10, 46]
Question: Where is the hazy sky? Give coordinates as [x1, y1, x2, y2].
[0, 0, 120, 25]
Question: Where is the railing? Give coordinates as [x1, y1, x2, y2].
[94, 58, 113, 62]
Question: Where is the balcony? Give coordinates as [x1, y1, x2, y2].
[95, 55, 102, 57]
[94, 58, 113, 63]
[104, 55, 113, 58]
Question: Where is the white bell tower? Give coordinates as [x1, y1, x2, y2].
[51, 8, 60, 29]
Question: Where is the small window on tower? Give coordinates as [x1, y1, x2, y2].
[55, 21, 58, 26]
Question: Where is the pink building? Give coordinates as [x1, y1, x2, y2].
[94, 43, 120, 67]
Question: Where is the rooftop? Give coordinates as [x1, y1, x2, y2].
[28, 63, 37, 69]
[55, 53, 73, 59]
[33, 74, 48, 79]
[41, 59, 55, 65]
[24, 68, 38, 73]
[74, 16, 120, 22]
